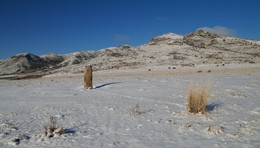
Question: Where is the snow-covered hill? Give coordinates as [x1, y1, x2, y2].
[1, 29, 260, 75]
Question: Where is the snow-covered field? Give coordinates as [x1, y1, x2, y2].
[0, 65, 260, 147]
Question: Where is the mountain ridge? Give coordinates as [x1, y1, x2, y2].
[1, 29, 260, 75]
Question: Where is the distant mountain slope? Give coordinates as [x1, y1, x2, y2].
[0, 30, 260, 75]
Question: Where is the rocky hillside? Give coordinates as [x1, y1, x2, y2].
[1, 29, 260, 75]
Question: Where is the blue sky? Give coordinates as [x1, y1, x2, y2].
[0, 0, 259, 60]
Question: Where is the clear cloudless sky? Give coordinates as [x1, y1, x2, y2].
[0, 0, 259, 60]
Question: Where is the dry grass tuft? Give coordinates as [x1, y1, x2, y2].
[44, 116, 63, 138]
[130, 103, 141, 117]
[207, 125, 224, 135]
[187, 81, 209, 114]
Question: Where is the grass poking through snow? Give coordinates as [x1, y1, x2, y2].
[44, 116, 63, 138]
[187, 81, 209, 114]
[130, 103, 141, 117]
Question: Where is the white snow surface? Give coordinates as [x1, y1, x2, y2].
[0, 66, 260, 147]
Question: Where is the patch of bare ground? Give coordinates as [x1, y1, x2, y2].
[0, 74, 44, 80]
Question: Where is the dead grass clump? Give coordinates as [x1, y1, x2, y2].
[44, 116, 63, 138]
[130, 103, 141, 117]
[207, 125, 224, 135]
[187, 81, 209, 114]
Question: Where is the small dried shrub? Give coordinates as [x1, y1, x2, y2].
[207, 125, 224, 135]
[187, 81, 209, 114]
[44, 116, 63, 138]
[130, 103, 141, 117]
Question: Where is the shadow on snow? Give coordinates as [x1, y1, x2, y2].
[95, 82, 122, 89]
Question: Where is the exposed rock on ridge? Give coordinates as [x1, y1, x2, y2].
[0, 53, 48, 75]
[183, 29, 220, 48]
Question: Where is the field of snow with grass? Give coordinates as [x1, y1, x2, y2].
[0, 65, 260, 147]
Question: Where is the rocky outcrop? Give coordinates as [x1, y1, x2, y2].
[148, 33, 183, 45]
[183, 29, 220, 48]
[100, 45, 137, 57]
[41, 53, 64, 66]
[0, 53, 48, 75]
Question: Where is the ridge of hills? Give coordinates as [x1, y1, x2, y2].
[1, 29, 260, 75]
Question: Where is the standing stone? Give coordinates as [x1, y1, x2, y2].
[84, 65, 93, 89]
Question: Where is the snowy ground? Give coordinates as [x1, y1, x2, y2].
[0, 65, 260, 147]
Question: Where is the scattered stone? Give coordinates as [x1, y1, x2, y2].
[21, 134, 30, 140]
[53, 127, 64, 136]
[2, 123, 18, 131]
[184, 123, 193, 129]
[47, 133, 54, 138]
[53, 134, 60, 138]
[166, 119, 172, 123]
[45, 127, 54, 138]
[8, 137, 21, 145]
